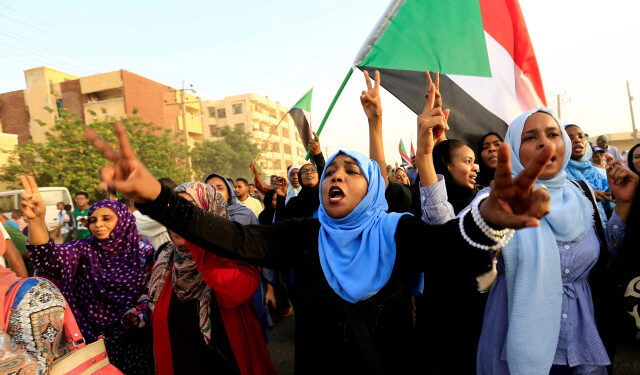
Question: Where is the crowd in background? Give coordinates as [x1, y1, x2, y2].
[0, 69, 639, 375]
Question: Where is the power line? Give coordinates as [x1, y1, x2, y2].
[0, 27, 115, 73]
[0, 5, 180, 83]
[0, 42, 95, 75]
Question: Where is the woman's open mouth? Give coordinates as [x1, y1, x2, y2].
[328, 186, 345, 203]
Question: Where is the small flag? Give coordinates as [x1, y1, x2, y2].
[354, 0, 546, 146]
[289, 88, 313, 151]
[410, 141, 416, 158]
[399, 140, 411, 164]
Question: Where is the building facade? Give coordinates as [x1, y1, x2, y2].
[202, 93, 308, 178]
[589, 131, 638, 155]
[0, 67, 204, 146]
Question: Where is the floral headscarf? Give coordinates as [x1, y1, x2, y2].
[148, 182, 228, 343]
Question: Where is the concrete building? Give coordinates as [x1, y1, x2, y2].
[589, 131, 638, 154]
[202, 93, 307, 178]
[0, 132, 18, 190]
[0, 67, 204, 146]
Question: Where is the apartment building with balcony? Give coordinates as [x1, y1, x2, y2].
[202, 93, 307, 178]
[0, 67, 204, 146]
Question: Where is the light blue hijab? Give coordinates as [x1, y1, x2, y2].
[502, 108, 594, 374]
[564, 131, 609, 192]
[317, 150, 410, 303]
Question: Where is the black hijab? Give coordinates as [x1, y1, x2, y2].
[258, 189, 277, 225]
[433, 139, 480, 214]
[285, 163, 320, 219]
[475, 132, 503, 187]
[620, 143, 640, 333]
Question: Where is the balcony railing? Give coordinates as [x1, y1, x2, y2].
[84, 97, 124, 108]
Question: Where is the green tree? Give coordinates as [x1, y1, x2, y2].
[1, 108, 190, 199]
[191, 126, 260, 181]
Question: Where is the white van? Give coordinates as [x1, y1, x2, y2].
[0, 187, 74, 231]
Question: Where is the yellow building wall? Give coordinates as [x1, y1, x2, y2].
[175, 91, 204, 137]
[23, 67, 78, 143]
[83, 98, 126, 122]
[0, 133, 18, 190]
[80, 71, 123, 94]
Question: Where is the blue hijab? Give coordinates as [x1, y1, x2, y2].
[501, 108, 593, 374]
[317, 150, 410, 303]
[564, 132, 609, 192]
[204, 173, 258, 225]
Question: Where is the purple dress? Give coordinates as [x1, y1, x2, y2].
[27, 200, 155, 375]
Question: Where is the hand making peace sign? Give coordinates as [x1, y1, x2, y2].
[360, 70, 382, 122]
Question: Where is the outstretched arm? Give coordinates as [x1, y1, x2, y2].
[360, 70, 388, 188]
[20, 176, 50, 246]
[416, 71, 450, 188]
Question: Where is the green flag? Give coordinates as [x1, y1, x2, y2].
[289, 88, 313, 151]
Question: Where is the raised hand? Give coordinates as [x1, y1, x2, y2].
[360, 70, 382, 122]
[85, 122, 162, 204]
[607, 159, 639, 203]
[275, 177, 288, 197]
[308, 132, 321, 156]
[19, 176, 46, 221]
[424, 71, 449, 142]
[417, 79, 450, 156]
[479, 143, 553, 229]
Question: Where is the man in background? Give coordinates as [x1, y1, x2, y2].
[235, 178, 263, 218]
[73, 192, 91, 239]
[596, 135, 624, 162]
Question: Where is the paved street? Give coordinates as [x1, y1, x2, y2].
[267, 315, 295, 375]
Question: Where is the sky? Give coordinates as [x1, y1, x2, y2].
[1, 0, 639, 165]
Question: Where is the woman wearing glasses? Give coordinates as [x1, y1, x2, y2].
[275, 136, 326, 221]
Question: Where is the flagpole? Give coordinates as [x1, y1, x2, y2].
[305, 67, 354, 160]
[251, 111, 291, 165]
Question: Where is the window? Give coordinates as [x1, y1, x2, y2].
[209, 126, 219, 137]
[283, 144, 291, 154]
[270, 126, 278, 135]
[207, 107, 216, 118]
[235, 123, 245, 131]
[217, 109, 226, 118]
[232, 103, 243, 114]
[281, 128, 289, 138]
[273, 160, 282, 169]
[56, 99, 64, 117]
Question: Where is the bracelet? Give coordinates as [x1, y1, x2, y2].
[471, 194, 515, 248]
[459, 197, 515, 251]
[471, 193, 507, 240]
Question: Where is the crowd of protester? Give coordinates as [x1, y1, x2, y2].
[1, 69, 639, 375]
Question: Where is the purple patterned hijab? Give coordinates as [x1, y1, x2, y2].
[43, 200, 151, 341]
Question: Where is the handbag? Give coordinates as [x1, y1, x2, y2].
[50, 296, 123, 375]
[0, 278, 39, 374]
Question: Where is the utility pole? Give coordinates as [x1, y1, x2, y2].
[627, 81, 638, 144]
[550, 91, 571, 120]
[166, 81, 198, 178]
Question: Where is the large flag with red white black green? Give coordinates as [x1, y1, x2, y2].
[354, 0, 546, 145]
[398, 140, 411, 164]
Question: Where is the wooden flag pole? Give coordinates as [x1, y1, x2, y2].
[251, 111, 291, 167]
[304, 67, 354, 160]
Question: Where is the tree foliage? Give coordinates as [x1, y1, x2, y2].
[191, 126, 260, 181]
[0, 108, 190, 199]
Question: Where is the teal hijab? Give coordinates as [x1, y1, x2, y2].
[317, 150, 410, 303]
[502, 108, 593, 374]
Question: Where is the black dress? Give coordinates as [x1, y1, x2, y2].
[139, 185, 493, 374]
[167, 292, 240, 374]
